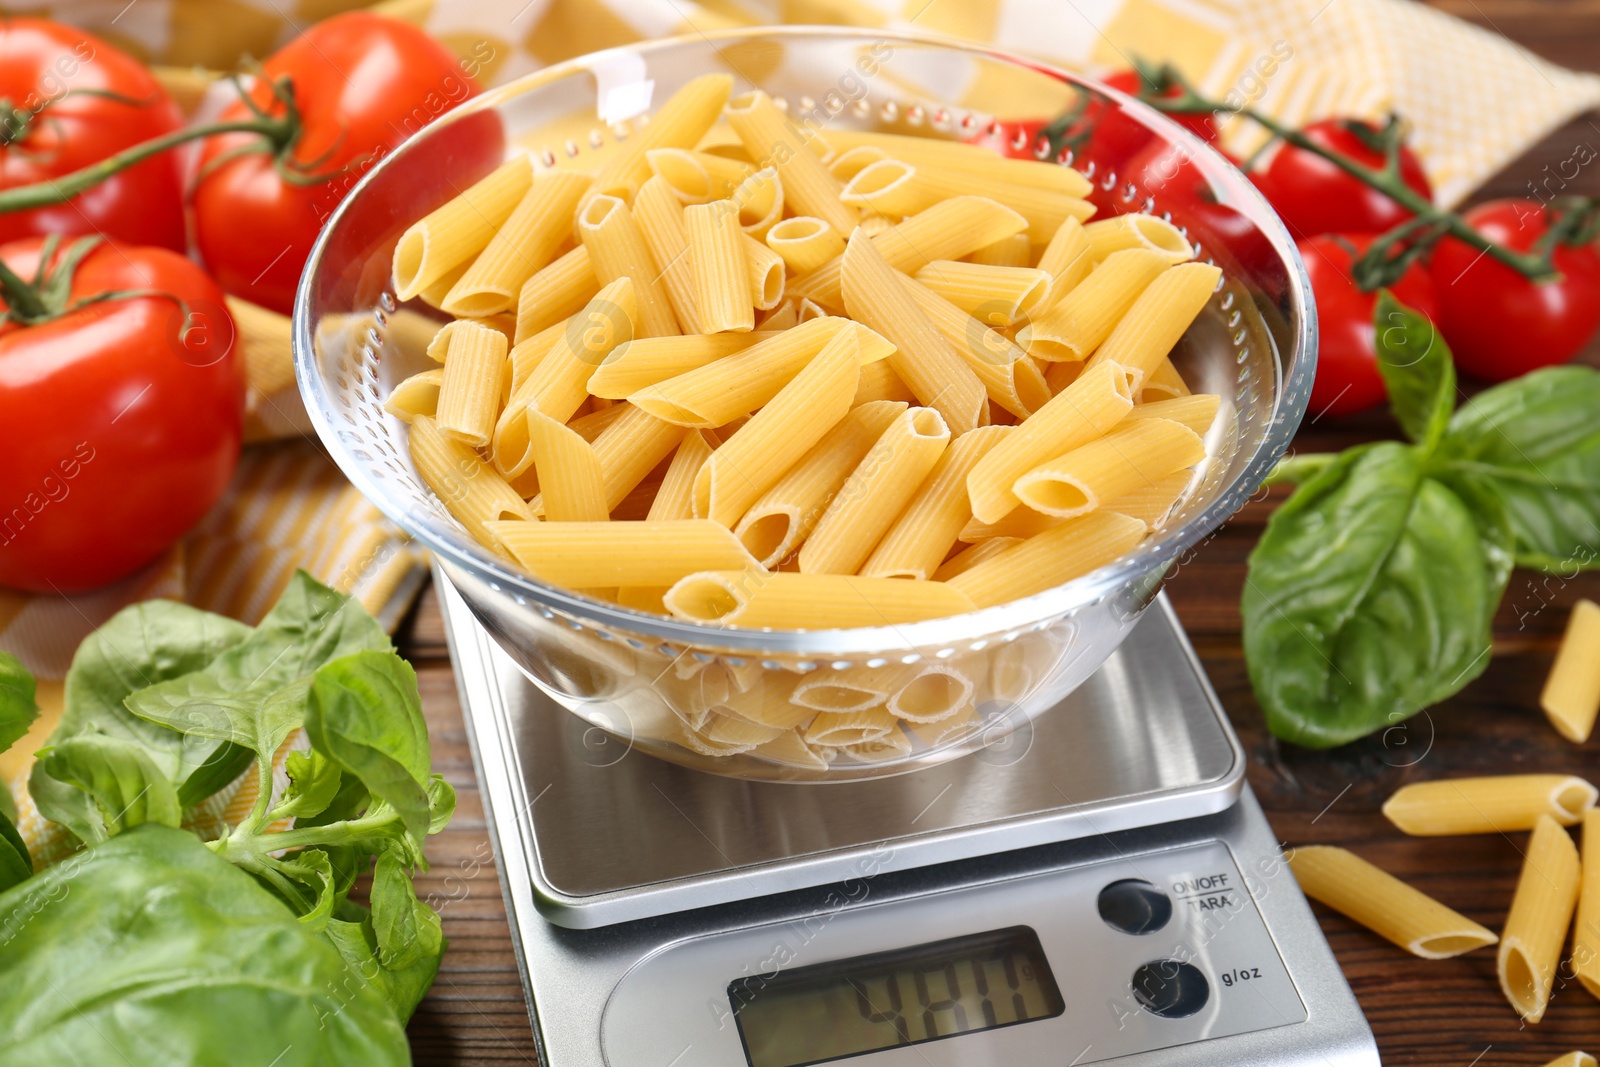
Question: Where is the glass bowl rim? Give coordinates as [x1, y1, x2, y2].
[293, 24, 1316, 656]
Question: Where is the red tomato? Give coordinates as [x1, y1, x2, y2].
[194, 12, 479, 313]
[1300, 234, 1438, 417]
[1428, 198, 1600, 382]
[1101, 69, 1220, 144]
[0, 237, 243, 592]
[1254, 119, 1432, 239]
[0, 19, 185, 251]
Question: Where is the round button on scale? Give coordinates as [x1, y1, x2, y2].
[1097, 878, 1173, 935]
[1131, 959, 1211, 1019]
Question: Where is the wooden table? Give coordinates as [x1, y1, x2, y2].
[401, 12, 1600, 1064]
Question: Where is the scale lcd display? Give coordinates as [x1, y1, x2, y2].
[729, 926, 1064, 1067]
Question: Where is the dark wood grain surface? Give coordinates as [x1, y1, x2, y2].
[401, 9, 1600, 1063]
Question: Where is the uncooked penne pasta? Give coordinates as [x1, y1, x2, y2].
[731, 167, 783, 239]
[792, 671, 892, 714]
[435, 320, 508, 448]
[587, 73, 732, 202]
[632, 176, 701, 334]
[1034, 217, 1094, 304]
[416, 261, 467, 311]
[393, 157, 531, 301]
[842, 160, 1093, 244]
[586, 403, 686, 511]
[443, 169, 590, 316]
[851, 359, 917, 406]
[899, 276, 1050, 418]
[968, 233, 1031, 268]
[1543, 600, 1600, 743]
[741, 232, 786, 310]
[664, 570, 976, 628]
[799, 406, 951, 575]
[577, 195, 681, 338]
[646, 146, 754, 203]
[932, 537, 1022, 581]
[1140, 357, 1193, 401]
[1103, 470, 1194, 526]
[841, 230, 986, 435]
[1128, 393, 1221, 436]
[685, 201, 754, 333]
[912, 260, 1052, 326]
[1085, 263, 1221, 391]
[845, 729, 914, 762]
[1083, 213, 1194, 264]
[959, 505, 1063, 544]
[1013, 417, 1206, 519]
[648, 431, 714, 522]
[384, 368, 443, 423]
[883, 663, 975, 723]
[1383, 775, 1599, 835]
[1576, 810, 1600, 1000]
[864, 425, 1012, 580]
[947, 511, 1148, 608]
[751, 728, 832, 769]
[1026, 249, 1170, 362]
[766, 216, 844, 275]
[805, 707, 896, 747]
[725, 91, 856, 236]
[487, 519, 759, 587]
[966, 359, 1135, 523]
[758, 301, 799, 331]
[1540, 1055, 1598, 1067]
[693, 328, 860, 527]
[1286, 846, 1497, 959]
[514, 245, 600, 344]
[826, 145, 888, 181]
[588, 332, 770, 399]
[566, 400, 627, 442]
[735, 400, 908, 567]
[519, 278, 635, 423]
[408, 416, 532, 549]
[1500, 815, 1582, 1022]
[821, 130, 1094, 198]
[525, 412, 608, 522]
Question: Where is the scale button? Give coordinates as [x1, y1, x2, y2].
[1131, 960, 1210, 1018]
[1097, 878, 1173, 935]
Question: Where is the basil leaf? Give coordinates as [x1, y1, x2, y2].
[278, 748, 344, 822]
[1243, 443, 1501, 747]
[427, 775, 457, 835]
[306, 651, 432, 845]
[1436, 365, 1600, 571]
[324, 911, 442, 1025]
[0, 652, 38, 755]
[39, 735, 182, 839]
[0, 825, 409, 1065]
[274, 848, 338, 933]
[1374, 290, 1455, 452]
[0, 809, 30, 893]
[371, 849, 443, 970]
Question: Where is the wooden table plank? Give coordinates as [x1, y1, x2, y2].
[405, 5, 1600, 1061]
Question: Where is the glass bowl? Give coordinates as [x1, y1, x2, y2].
[294, 27, 1314, 782]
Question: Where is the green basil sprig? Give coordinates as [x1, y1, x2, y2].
[1244, 293, 1597, 747]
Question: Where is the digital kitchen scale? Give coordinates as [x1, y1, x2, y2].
[440, 572, 1379, 1067]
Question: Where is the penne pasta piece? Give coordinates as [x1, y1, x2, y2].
[1083, 213, 1194, 264]
[959, 505, 1064, 544]
[735, 400, 908, 567]
[1140, 357, 1193, 401]
[1034, 217, 1094, 304]
[758, 301, 799, 331]
[1541, 1056, 1598, 1067]
[615, 586, 669, 614]
[820, 130, 1094, 198]
[685, 201, 754, 333]
[912, 260, 1052, 326]
[648, 430, 715, 522]
[416, 261, 469, 311]
[702, 713, 784, 748]
[513, 245, 600, 344]
[384, 368, 444, 423]
[856, 212, 896, 237]
[872, 662, 977, 723]
[1026, 249, 1170, 362]
[393, 157, 531, 301]
[1500, 815, 1582, 1023]
[1543, 600, 1600, 743]
[1103, 470, 1194, 527]
[589, 332, 772, 399]
[967, 233, 1032, 268]
[841, 230, 987, 435]
[843, 728, 914, 763]
[566, 400, 628, 443]
[1128, 393, 1222, 436]
[519, 277, 636, 425]
[741, 232, 786, 310]
[805, 707, 896, 747]
[1044, 358, 1082, 395]
[841, 160, 1094, 245]
[899, 276, 1051, 418]
[408, 416, 532, 550]
[730, 167, 783, 239]
[645, 146, 754, 203]
[487, 519, 760, 587]
[1084, 263, 1222, 392]
[851, 359, 917, 406]
[225, 295, 294, 400]
[864, 425, 1013, 580]
[693, 328, 861, 527]
[577, 194, 682, 337]
[725, 91, 857, 236]
[719, 675, 814, 731]
[442, 169, 591, 316]
[799, 407, 951, 575]
[664, 570, 977, 628]
[524, 412, 608, 522]
[1577, 810, 1600, 1000]
[1286, 846, 1498, 959]
[965, 359, 1135, 523]
[751, 728, 833, 769]
[434, 320, 509, 448]
[587, 403, 688, 511]
[792, 671, 892, 714]
[767, 216, 847, 275]
[586, 73, 733, 202]
[947, 511, 1148, 608]
[632, 176, 702, 333]
[1013, 417, 1207, 519]
[1383, 775, 1599, 836]
[789, 195, 1028, 310]
[932, 537, 1022, 581]
[905, 703, 980, 748]
[826, 145, 889, 181]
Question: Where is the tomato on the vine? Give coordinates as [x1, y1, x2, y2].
[0, 237, 243, 592]
[194, 12, 479, 313]
[1101, 69, 1220, 144]
[0, 19, 186, 251]
[1429, 198, 1600, 382]
[1254, 119, 1432, 239]
[1300, 234, 1438, 417]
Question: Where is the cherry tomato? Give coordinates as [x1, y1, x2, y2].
[1254, 119, 1432, 239]
[0, 19, 186, 251]
[1299, 234, 1438, 417]
[1428, 198, 1600, 382]
[1102, 69, 1220, 144]
[0, 237, 243, 592]
[194, 12, 479, 313]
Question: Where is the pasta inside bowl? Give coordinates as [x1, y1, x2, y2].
[295, 28, 1313, 782]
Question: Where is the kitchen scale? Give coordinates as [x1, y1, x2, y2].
[440, 571, 1379, 1067]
